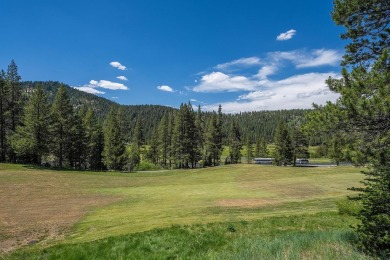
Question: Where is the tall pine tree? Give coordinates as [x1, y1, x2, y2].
[10, 86, 51, 164]
[6, 60, 23, 162]
[0, 70, 7, 162]
[273, 120, 293, 166]
[103, 107, 126, 171]
[50, 85, 74, 167]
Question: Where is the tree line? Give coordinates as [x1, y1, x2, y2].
[1, 65, 310, 170]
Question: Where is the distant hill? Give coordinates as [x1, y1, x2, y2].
[21, 81, 175, 140]
[21, 81, 312, 144]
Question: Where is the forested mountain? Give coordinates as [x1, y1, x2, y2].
[20, 81, 312, 144]
[21, 81, 175, 141]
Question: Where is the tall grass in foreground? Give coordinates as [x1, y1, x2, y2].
[6, 213, 369, 260]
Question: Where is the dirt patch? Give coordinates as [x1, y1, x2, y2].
[216, 198, 278, 208]
[0, 169, 121, 255]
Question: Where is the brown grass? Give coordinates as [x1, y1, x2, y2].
[0, 166, 120, 254]
[216, 198, 279, 208]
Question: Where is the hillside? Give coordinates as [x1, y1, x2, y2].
[21, 81, 312, 143]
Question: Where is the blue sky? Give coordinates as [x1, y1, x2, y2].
[1, 0, 346, 113]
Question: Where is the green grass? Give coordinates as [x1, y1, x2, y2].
[7, 213, 368, 259]
[0, 163, 367, 258]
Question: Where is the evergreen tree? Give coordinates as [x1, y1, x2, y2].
[204, 112, 220, 166]
[228, 120, 242, 164]
[128, 142, 140, 171]
[171, 103, 198, 168]
[146, 127, 160, 164]
[103, 107, 126, 171]
[133, 117, 145, 147]
[166, 112, 175, 168]
[158, 115, 169, 167]
[116, 106, 130, 142]
[308, 1, 389, 256]
[332, 0, 390, 66]
[195, 105, 205, 166]
[68, 112, 87, 169]
[245, 135, 253, 164]
[215, 105, 223, 157]
[83, 108, 105, 170]
[0, 70, 8, 162]
[255, 138, 268, 158]
[6, 60, 23, 162]
[50, 85, 74, 167]
[10, 86, 51, 164]
[328, 134, 344, 166]
[273, 120, 293, 166]
[291, 125, 309, 166]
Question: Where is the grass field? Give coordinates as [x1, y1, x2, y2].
[0, 163, 368, 258]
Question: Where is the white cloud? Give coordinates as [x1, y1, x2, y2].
[238, 91, 275, 101]
[276, 29, 296, 41]
[268, 49, 342, 68]
[73, 86, 105, 95]
[109, 61, 127, 70]
[111, 97, 119, 99]
[193, 72, 259, 93]
[202, 72, 340, 113]
[116, 76, 128, 81]
[256, 65, 278, 79]
[157, 85, 174, 92]
[295, 49, 341, 68]
[216, 57, 261, 70]
[90, 79, 128, 90]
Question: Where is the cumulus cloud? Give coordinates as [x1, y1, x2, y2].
[202, 72, 340, 113]
[109, 61, 127, 70]
[90, 80, 128, 90]
[276, 29, 296, 41]
[193, 72, 259, 93]
[74, 86, 105, 95]
[157, 85, 174, 92]
[116, 76, 128, 81]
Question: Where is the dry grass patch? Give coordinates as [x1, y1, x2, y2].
[216, 198, 279, 208]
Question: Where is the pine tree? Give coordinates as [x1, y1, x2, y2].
[273, 120, 293, 166]
[116, 106, 130, 142]
[158, 115, 169, 167]
[195, 105, 205, 166]
[204, 112, 219, 166]
[6, 60, 23, 162]
[328, 134, 344, 166]
[133, 117, 145, 148]
[228, 120, 242, 164]
[172, 103, 198, 168]
[146, 127, 160, 164]
[291, 125, 309, 166]
[245, 135, 253, 164]
[0, 70, 8, 162]
[83, 108, 105, 170]
[103, 107, 126, 171]
[255, 138, 268, 158]
[68, 112, 87, 169]
[50, 85, 74, 167]
[308, 1, 390, 255]
[10, 86, 51, 164]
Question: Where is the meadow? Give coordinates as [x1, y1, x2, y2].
[0, 163, 369, 259]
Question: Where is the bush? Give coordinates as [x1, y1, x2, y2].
[335, 197, 362, 216]
[135, 161, 162, 171]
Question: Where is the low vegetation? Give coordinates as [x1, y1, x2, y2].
[0, 163, 368, 258]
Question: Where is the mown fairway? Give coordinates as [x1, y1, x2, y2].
[0, 163, 364, 257]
